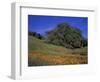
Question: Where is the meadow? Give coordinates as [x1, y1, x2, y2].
[28, 36, 87, 66]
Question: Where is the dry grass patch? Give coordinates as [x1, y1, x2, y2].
[28, 52, 87, 66]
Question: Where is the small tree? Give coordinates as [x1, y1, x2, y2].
[28, 31, 43, 39]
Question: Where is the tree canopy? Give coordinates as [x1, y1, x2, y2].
[45, 23, 87, 48]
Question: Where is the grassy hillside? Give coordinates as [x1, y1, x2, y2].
[28, 36, 87, 66]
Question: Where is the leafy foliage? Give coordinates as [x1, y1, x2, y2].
[28, 31, 43, 39]
[45, 23, 87, 48]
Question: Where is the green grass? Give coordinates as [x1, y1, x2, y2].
[28, 36, 87, 56]
[71, 47, 87, 55]
[28, 36, 87, 66]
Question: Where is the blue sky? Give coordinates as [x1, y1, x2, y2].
[28, 15, 88, 38]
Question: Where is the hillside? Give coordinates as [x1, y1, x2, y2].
[28, 36, 87, 66]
